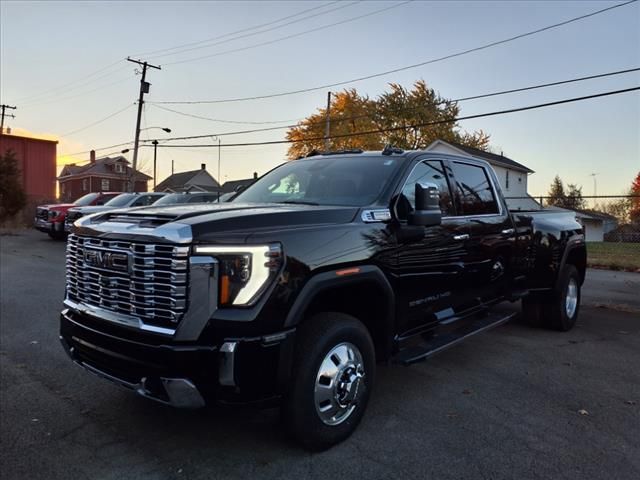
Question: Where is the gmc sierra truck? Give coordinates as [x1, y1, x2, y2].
[60, 149, 586, 450]
[35, 192, 121, 240]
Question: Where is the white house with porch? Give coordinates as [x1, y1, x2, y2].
[426, 140, 540, 210]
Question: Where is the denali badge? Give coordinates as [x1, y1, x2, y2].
[83, 249, 129, 272]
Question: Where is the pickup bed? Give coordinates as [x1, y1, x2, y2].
[60, 149, 586, 450]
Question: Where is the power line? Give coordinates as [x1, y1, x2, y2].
[14, 60, 128, 104]
[145, 68, 640, 141]
[21, 76, 132, 108]
[61, 141, 134, 158]
[149, 1, 360, 61]
[164, 1, 412, 66]
[150, 104, 302, 125]
[61, 103, 134, 137]
[144, 86, 640, 149]
[154, 0, 638, 104]
[133, 1, 342, 58]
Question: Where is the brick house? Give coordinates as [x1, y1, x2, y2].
[58, 150, 151, 202]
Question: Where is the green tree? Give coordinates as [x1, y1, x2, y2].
[0, 149, 26, 222]
[546, 176, 585, 209]
[564, 184, 586, 210]
[285, 80, 490, 159]
[547, 175, 565, 207]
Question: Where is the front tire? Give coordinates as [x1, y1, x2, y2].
[284, 312, 375, 451]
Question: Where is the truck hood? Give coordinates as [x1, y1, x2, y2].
[78, 203, 361, 242]
[38, 203, 75, 211]
[71, 205, 118, 215]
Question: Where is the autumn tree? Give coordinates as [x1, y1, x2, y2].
[0, 149, 26, 222]
[631, 171, 640, 224]
[286, 80, 490, 159]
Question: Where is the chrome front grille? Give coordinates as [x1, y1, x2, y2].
[36, 208, 48, 220]
[66, 234, 189, 329]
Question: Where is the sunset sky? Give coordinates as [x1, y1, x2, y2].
[1, 0, 638, 197]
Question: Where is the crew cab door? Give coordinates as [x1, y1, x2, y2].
[393, 159, 471, 336]
[448, 160, 516, 306]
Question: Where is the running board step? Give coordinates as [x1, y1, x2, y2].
[395, 311, 517, 365]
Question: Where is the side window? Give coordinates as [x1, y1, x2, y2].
[451, 162, 499, 215]
[397, 160, 455, 220]
[132, 195, 155, 207]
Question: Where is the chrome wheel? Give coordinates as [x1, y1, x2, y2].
[314, 342, 365, 426]
[565, 277, 578, 318]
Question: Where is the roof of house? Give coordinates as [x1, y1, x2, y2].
[546, 206, 617, 222]
[427, 140, 534, 174]
[155, 168, 220, 192]
[58, 155, 151, 181]
[221, 178, 256, 193]
[573, 208, 618, 221]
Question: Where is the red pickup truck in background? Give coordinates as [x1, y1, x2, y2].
[34, 192, 121, 240]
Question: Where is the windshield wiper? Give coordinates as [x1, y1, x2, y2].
[280, 200, 320, 206]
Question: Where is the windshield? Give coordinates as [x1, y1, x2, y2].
[153, 194, 190, 206]
[233, 155, 404, 206]
[104, 193, 135, 207]
[74, 193, 99, 206]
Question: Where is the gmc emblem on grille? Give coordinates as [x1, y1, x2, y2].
[83, 249, 130, 272]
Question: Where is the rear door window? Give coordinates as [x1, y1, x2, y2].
[450, 162, 499, 215]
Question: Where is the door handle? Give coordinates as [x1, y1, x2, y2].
[501, 228, 515, 236]
[453, 234, 470, 241]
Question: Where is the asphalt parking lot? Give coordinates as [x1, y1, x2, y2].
[1, 230, 639, 480]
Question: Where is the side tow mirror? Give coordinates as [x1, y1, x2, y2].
[409, 182, 442, 227]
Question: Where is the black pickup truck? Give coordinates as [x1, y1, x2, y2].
[60, 149, 586, 450]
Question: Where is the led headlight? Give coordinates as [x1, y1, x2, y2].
[193, 244, 282, 306]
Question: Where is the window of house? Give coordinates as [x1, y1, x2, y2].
[451, 162, 499, 215]
[101, 179, 110, 191]
[61, 183, 65, 194]
[397, 160, 455, 219]
[115, 163, 124, 173]
[505, 170, 510, 190]
[82, 179, 88, 191]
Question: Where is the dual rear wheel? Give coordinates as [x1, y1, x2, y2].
[522, 264, 581, 331]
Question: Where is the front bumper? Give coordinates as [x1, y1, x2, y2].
[34, 217, 64, 233]
[60, 308, 295, 407]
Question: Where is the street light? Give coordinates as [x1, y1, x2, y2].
[141, 126, 171, 133]
[139, 127, 171, 191]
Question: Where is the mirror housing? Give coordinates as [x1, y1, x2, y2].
[409, 182, 442, 227]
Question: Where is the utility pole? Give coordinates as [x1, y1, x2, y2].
[590, 173, 599, 208]
[126, 57, 160, 192]
[217, 137, 222, 200]
[324, 91, 331, 151]
[152, 140, 159, 191]
[0, 105, 17, 133]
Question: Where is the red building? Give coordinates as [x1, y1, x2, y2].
[58, 150, 150, 202]
[0, 132, 58, 219]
